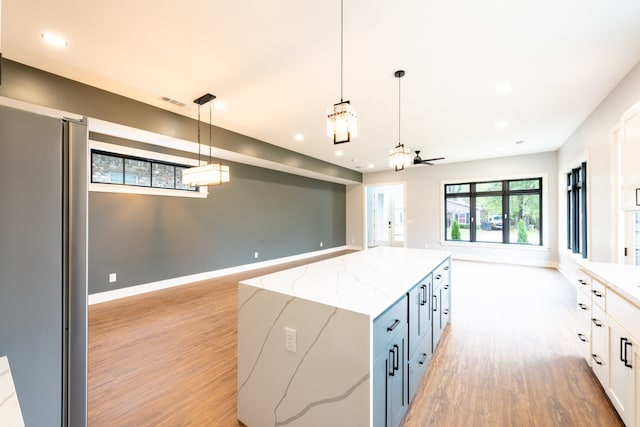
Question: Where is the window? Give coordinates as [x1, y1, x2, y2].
[444, 178, 542, 245]
[91, 149, 196, 192]
[567, 163, 587, 258]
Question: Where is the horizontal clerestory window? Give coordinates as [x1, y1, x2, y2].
[91, 149, 196, 192]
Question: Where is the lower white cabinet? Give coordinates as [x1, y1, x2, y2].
[590, 305, 608, 386]
[608, 320, 637, 427]
[576, 283, 592, 364]
[578, 265, 640, 427]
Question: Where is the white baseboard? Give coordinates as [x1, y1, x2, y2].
[89, 246, 350, 305]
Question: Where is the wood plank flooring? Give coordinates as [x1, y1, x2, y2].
[89, 256, 624, 426]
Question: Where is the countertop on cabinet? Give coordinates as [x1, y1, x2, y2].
[579, 261, 640, 307]
[240, 246, 451, 319]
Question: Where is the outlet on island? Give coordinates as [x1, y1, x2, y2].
[109, 273, 117, 283]
[285, 327, 297, 353]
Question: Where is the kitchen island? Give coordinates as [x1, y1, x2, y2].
[237, 247, 451, 427]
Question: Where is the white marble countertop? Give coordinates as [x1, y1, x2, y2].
[240, 247, 450, 318]
[580, 261, 640, 307]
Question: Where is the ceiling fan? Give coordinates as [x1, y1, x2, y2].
[413, 150, 445, 165]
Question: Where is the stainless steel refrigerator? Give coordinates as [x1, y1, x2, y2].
[0, 104, 87, 426]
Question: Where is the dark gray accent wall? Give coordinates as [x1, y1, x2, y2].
[89, 145, 346, 294]
[0, 58, 361, 183]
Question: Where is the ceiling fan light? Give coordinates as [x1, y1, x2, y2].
[327, 100, 358, 144]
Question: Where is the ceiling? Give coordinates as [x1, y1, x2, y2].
[3, 0, 640, 173]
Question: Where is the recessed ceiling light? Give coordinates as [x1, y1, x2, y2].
[495, 121, 507, 129]
[367, 163, 375, 169]
[335, 150, 343, 157]
[495, 81, 510, 93]
[496, 147, 505, 153]
[294, 133, 304, 141]
[214, 100, 225, 110]
[42, 32, 67, 47]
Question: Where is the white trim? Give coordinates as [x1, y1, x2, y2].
[88, 140, 209, 198]
[451, 254, 557, 269]
[88, 246, 350, 305]
[0, 95, 83, 121]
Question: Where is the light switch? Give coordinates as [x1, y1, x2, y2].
[109, 273, 117, 283]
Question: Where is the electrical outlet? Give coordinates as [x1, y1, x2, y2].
[285, 327, 297, 353]
[320, 242, 323, 247]
[254, 252, 259, 259]
[109, 273, 117, 283]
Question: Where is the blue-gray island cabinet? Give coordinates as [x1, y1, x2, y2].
[237, 247, 451, 427]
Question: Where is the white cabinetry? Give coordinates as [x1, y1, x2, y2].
[576, 271, 592, 364]
[579, 264, 640, 427]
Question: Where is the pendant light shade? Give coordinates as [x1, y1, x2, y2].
[389, 143, 411, 171]
[389, 70, 410, 171]
[327, 100, 358, 144]
[327, 0, 357, 144]
[182, 93, 230, 188]
[182, 163, 230, 186]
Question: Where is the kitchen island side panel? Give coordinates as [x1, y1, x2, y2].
[238, 283, 370, 427]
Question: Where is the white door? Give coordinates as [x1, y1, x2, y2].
[368, 185, 405, 247]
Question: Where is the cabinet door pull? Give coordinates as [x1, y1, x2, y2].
[592, 290, 603, 298]
[435, 274, 442, 280]
[578, 279, 587, 286]
[387, 319, 401, 332]
[443, 309, 449, 315]
[418, 353, 428, 365]
[577, 333, 588, 342]
[621, 338, 633, 368]
[393, 344, 399, 372]
[420, 285, 427, 306]
[577, 303, 588, 310]
[591, 318, 603, 328]
[389, 348, 395, 377]
[433, 295, 438, 312]
[591, 354, 604, 366]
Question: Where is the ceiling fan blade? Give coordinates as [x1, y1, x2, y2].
[420, 157, 445, 163]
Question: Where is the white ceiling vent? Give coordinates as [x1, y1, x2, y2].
[160, 96, 186, 107]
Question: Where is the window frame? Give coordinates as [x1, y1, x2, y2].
[443, 177, 543, 246]
[89, 141, 208, 198]
[567, 162, 587, 258]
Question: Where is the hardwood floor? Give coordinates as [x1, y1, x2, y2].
[89, 256, 624, 426]
[403, 261, 623, 427]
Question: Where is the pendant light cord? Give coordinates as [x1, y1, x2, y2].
[340, 0, 344, 102]
[209, 102, 213, 164]
[398, 74, 401, 144]
[197, 103, 202, 165]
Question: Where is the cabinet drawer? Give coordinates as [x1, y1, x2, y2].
[591, 305, 608, 387]
[591, 279, 606, 309]
[408, 330, 432, 402]
[433, 265, 445, 289]
[373, 295, 408, 356]
[608, 291, 640, 343]
[576, 270, 591, 294]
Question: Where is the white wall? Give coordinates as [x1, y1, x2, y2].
[347, 151, 558, 267]
[558, 59, 640, 266]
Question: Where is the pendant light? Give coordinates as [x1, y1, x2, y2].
[389, 70, 411, 171]
[182, 93, 230, 188]
[327, 0, 357, 144]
